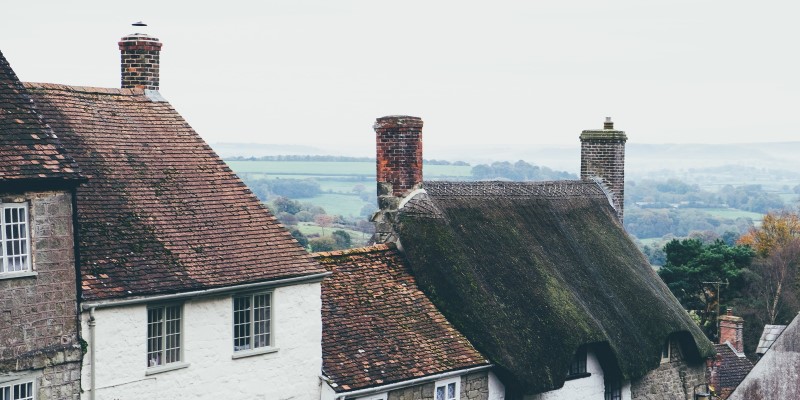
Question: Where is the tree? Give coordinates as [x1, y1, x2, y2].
[309, 237, 336, 252]
[738, 211, 800, 324]
[314, 214, 335, 236]
[331, 230, 352, 249]
[658, 238, 755, 340]
[289, 228, 309, 249]
[272, 196, 301, 214]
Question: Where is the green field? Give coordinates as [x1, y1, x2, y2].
[294, 193, 371, 217]
[226, 160, 472, 179]
[702, 208, 763, 221]
[296, 223, 371, 246]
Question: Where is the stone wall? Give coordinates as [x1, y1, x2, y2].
[0, 190, 82, 399]
[630, 339, 707, 400]
[387, 372, 490, 400]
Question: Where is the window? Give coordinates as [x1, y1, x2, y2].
[566, 346, 589, 379]
[233, 292, 272, 352]
[604, 377, 621, 400]
[147, 305, 182, 367]
[435, 377, 460, 400]
[1, 203, 30, 274]
[0, 379, 34, 400]
[660, 338, 671, 364]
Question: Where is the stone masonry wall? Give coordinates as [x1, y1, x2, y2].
[580, 130, 626, 221]
[0, 190, 82, 399]
[630, 339, 706, 400]
[387, 372, 489, 400]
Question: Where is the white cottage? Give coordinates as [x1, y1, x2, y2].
[17, 27, 328, 399]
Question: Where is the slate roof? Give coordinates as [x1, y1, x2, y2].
[0, 51, 81, 183]
[396, 180, 715, 395]
[315, 244, 489, 392]
[755, 324, 786, 355]
[712, 343, 753, 398]
[729, 313, 800, 400]
[23, 82, 324, 301]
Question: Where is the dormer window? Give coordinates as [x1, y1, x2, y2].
[1, 203, 30, 274]
[661, 338, 671, 364]
[566, 346, 590, 380]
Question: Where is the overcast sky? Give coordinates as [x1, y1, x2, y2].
[2, 1, 798, 153]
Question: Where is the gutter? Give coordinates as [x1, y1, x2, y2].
[330, 364, 493, 399]
[81, 272, 330, 310]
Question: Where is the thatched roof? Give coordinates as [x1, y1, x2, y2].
[396, 180, 714, 395]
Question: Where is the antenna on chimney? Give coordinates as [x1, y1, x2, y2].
[132, 21, 147, 27]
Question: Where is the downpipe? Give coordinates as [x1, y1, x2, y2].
[88, 307, 96, 400]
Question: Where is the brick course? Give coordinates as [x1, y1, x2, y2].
[374, 115, 423, 197]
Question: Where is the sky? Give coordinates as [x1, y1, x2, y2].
[2, 1, 799, 154]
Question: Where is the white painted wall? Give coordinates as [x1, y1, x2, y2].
[525, 350, 631, 400]
[487, 371, 506, 400]
[81, 282, 322, 400]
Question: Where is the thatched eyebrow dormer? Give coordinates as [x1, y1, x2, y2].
[396, 180, 714, 395]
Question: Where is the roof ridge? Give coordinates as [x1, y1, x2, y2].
[312, 244, 393, 258]
[23, 82, 143, 96]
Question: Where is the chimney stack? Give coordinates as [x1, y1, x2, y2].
[374, 116, 424, 197]
[580, 117, 627, 221]
[371, 115, 423, 244]
[719, 308, 745, 353]
[119, 24, 162, 91]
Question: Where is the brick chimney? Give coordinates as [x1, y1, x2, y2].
[119, 27, 162, 91]
[719, 308, 744, 353]
[580, 117, 627, 221]
[371, 115, 423, 244]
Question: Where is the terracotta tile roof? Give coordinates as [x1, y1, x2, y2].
[0, 51, 81, 182]
[23, 83, 324, 300]
[315, 244, 489, 392]
[712, 343, 753, 398]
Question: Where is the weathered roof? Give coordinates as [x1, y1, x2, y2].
[712, 343, 753, 397]
[23, 83, 324, 300]
[397, 180, 715, 395]
[729, 313, 800, 400]
[755, 324, 786, 355]
[315, 244, 489, 392]
[0, 51, 81, 183]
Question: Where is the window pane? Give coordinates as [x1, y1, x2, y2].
[147, 308, 164, 366]
[165, 306, 181, 363]
[447, 382, 456, 400]
[435, 386, 445, 400]
[233, 296, 252, 351]
[252, 294, 271, 349]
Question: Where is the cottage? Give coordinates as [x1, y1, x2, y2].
[369, 115, 715, 400]
[3, 27, 329, 399]
[706, 309, 753, 399]
[0, 49, 84, 400]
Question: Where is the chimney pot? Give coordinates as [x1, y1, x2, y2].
[604, 117, 614, 130]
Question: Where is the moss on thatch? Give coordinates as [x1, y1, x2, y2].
[397, 181, 714, 395]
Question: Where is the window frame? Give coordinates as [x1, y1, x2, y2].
[566, 346, 591, 380]
[0, 202, 31, 275]
[604, 377, 622, 400]
[231, 291, 275, 357]
[434, 377, 460, 400]
[146, 303, 184, 369]
[0, 377, 36, 400]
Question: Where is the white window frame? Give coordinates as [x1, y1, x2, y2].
[0, 377, 36, 400]
[435, 377, 461, 400]
[232, 291, 275, 357]
[146, 304, 183, 368]
[0, 202, 31, 275]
